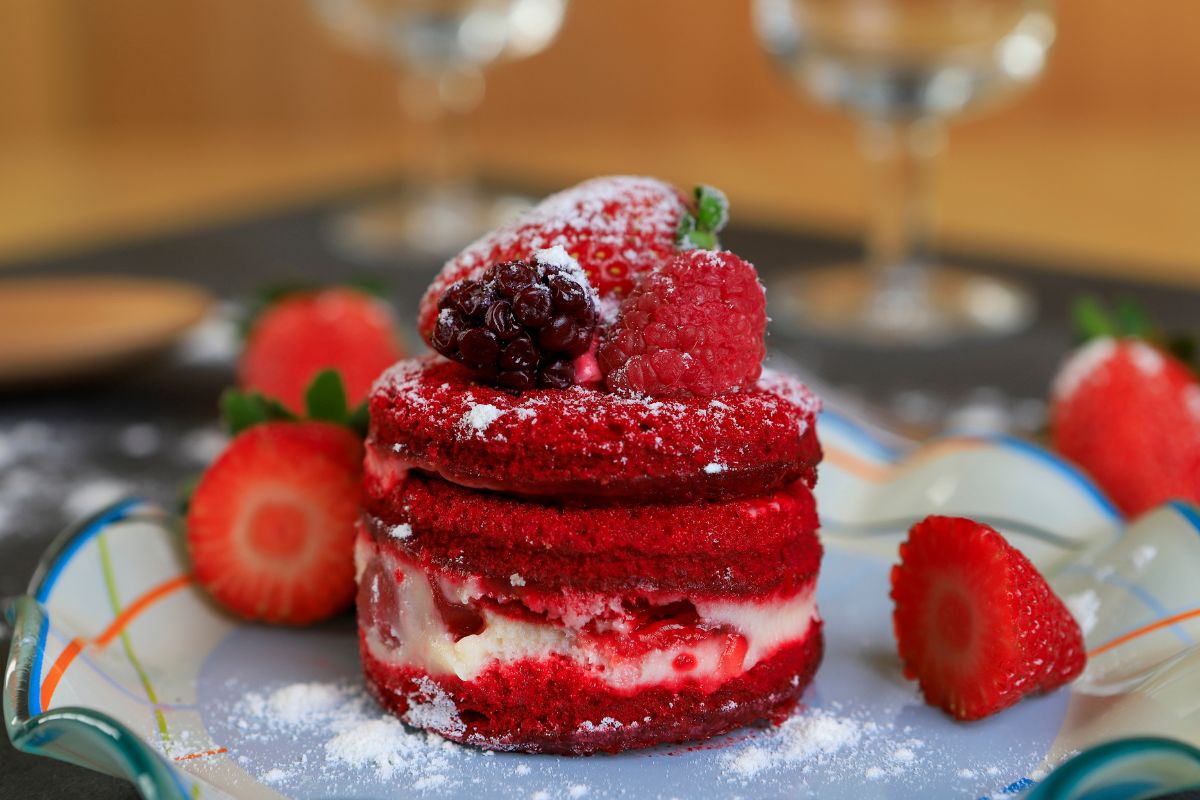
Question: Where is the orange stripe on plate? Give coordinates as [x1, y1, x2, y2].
[1089, 607, 1200, 658]
[39, 637, 86, 712]
[824, 438, 986, 484]
[39, 574, 192, 709]
[174, 747, 228, 762]
[94, 575, 192, 648]
[823, 446, 893, 482]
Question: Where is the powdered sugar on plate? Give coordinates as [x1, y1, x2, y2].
[722, 709, 862, 778]
[216, 679, 465, 792]
[716, 701, 1059, 797]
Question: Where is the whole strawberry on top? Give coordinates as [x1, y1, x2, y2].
[418, 177, 728, 341]
[891, 515, 1086, 721]
[240, 286, 405, 414]
[1050, 298, 1200, 516]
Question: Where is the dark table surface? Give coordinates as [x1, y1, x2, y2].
[2, 195, 1198, 799]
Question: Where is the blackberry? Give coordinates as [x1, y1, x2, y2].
[433, 249, 599, 390]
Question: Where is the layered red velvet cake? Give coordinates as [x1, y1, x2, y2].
[355, 176, 826, 754]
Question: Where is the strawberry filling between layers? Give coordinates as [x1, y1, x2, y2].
[355, 531, 820, 694]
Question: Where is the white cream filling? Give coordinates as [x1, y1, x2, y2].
[359, 543, 819, 692]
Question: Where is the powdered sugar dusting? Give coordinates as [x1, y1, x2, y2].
[1187, 385, 1200, 421]
[712, 700, 1058, 795]
[373, 357, 821, 496]
[535, 244, 576, 269]
[420, 176, 685, 328]
[1051, 338, 1117, 401]
[462, 404, 504, 434]
[704, 462, 727, 474]
[404, 675, 467, 737]
[1130, 343, 1165, 377]
[216, 679, 465, 791]
[266, 682, 346, 725]
[388, 523, 413, 540]
[325, 718, 454, 782]
[453, 176, 681, 274]
[724, 709, 862, 778]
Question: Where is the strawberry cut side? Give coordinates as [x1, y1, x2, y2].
[890, 516, 1086, 721]
[187, 421, 364, 625]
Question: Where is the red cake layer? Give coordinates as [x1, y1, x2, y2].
[367, 358, 822, 505]
[365, 471, 821, 597]
[360, 622, 824, 754]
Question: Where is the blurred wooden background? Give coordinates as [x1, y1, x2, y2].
[1, 0, 1198, 283]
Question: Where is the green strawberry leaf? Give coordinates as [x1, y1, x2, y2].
[1167, 335, 1197, 367]
[694, 185, 729, 233]
[221, 370, 369, 438]
[1071, 294, 1200, 378]
[674, 183, 729, 251]
[1114, 298, 1153, 339]
[1072, 296, 1115, 341]
[220, 388, 297, 435]
[347, 402, 371, 439]
[305, 369, 349, 423]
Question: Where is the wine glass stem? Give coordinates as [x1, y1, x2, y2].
[401, 72, 477, 194]
[862, 116, 944, 287]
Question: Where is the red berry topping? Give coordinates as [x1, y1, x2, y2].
[432, 247, 599, 390]
[890, 516, 1086, 721]
[597, 250, 766, 398]
[240, 288, 405, 413]
[418, 176, 691, 342]
[186, 421, 364, 625]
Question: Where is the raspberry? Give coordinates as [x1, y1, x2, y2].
[432, 246, 599, 391]
[597, 250, 766, 398]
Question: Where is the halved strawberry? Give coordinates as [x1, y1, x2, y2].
[240, 287, 405, 413]
[417, 177, 726, 342]
[890, 516, 1085, 721]
[186, 421, 363, 625]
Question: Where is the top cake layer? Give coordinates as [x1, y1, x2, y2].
[368, 357, 822, 505]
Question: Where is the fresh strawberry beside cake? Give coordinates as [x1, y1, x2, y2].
[356, 175, 827, 753]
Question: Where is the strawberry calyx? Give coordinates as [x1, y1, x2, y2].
[1073, 296, 1198, 375]
[220, 369, 369, 438]
[675, 185, 729, 251]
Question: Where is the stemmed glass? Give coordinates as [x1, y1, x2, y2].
[310, 0, 568, 259]
[753, 0, 1057, 344]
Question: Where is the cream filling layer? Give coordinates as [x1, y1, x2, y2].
[358, 538, 819, 692]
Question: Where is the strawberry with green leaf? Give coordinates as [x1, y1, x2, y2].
[417, 176, 728, 342]
[240, 286, 405, 414]
[1050, 297, 1200, 516]
[187, 370, 367, 625]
